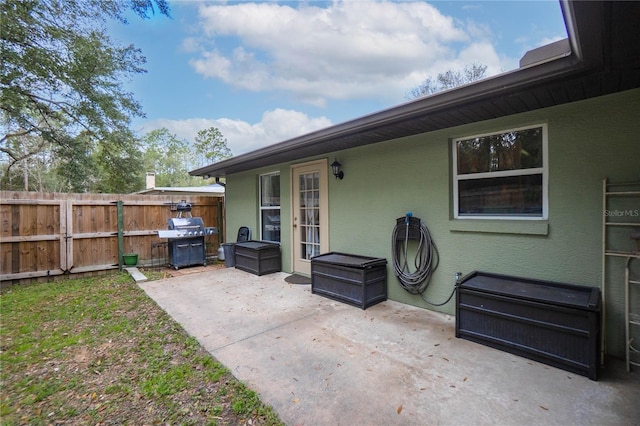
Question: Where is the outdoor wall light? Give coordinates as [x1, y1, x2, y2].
[203, 174, 211, 179]
[330, 158, 344, 180]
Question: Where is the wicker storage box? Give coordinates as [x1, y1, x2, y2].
[456, 271, 601, 380]
[311, 252, 387, 309]
[234, 241, 281, 276]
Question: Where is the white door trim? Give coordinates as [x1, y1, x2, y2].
[290, 159, 329, 275]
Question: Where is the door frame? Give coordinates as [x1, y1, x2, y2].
[290, 159, 329, 275]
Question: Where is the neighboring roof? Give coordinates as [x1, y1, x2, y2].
[190, 0, 640, 178]
[136, 184, 225, 196]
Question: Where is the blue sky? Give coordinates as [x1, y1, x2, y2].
[109, 1, 567, 157]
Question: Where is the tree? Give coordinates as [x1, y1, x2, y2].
[407, 64, 488, 99]
[52, 130, 144, 194]
[194, 127, 233, 169]
[0, 131, 51, 190]
[141, 127, 232, 188]
[54, 132, 99, 193]
[142, 128, 195, 188]
[0, 0, 170, 189]
[92, 131, 145, 193]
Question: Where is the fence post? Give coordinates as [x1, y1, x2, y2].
[117, 200, 124, 271]
[62, 199, 71, 272]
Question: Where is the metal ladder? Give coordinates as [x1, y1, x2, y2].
[626, 241, 640, 371]
[602, 178, 640, 371]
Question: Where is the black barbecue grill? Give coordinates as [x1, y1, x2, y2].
[158, 209, 217, 269]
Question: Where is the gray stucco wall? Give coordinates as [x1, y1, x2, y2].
[224, 88, 640, 357]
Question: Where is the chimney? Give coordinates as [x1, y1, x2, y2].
[146, 172, 156, 189]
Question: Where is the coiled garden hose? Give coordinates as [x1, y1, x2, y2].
[391, 215, 455, 306]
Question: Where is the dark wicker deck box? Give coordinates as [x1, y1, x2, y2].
[311, 252, 387, 309]
[234, 241, 281, 276]
[456, 271, 601, 380]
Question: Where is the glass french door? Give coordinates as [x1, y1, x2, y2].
[291, 160, 328, 275]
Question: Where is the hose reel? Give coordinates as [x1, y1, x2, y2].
[392, 213, 454, 306]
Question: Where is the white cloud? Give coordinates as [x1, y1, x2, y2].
[187, 1, 507, 105]
[139, 109, 332, 156]
[457, 41, 513, 75]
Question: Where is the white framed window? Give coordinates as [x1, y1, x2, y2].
[259, 172, 281, 242]
[452, 124, 548, 220]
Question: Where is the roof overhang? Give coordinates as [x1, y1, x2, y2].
[136, 185, 225, 196]
[190, 0, 640, 178]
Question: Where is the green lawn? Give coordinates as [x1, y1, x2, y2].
[0, 271, 282, 425]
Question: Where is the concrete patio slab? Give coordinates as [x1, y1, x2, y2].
[138, 267, 640, 426]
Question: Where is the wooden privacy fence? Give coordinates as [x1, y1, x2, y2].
[0, 191, 224, 283]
